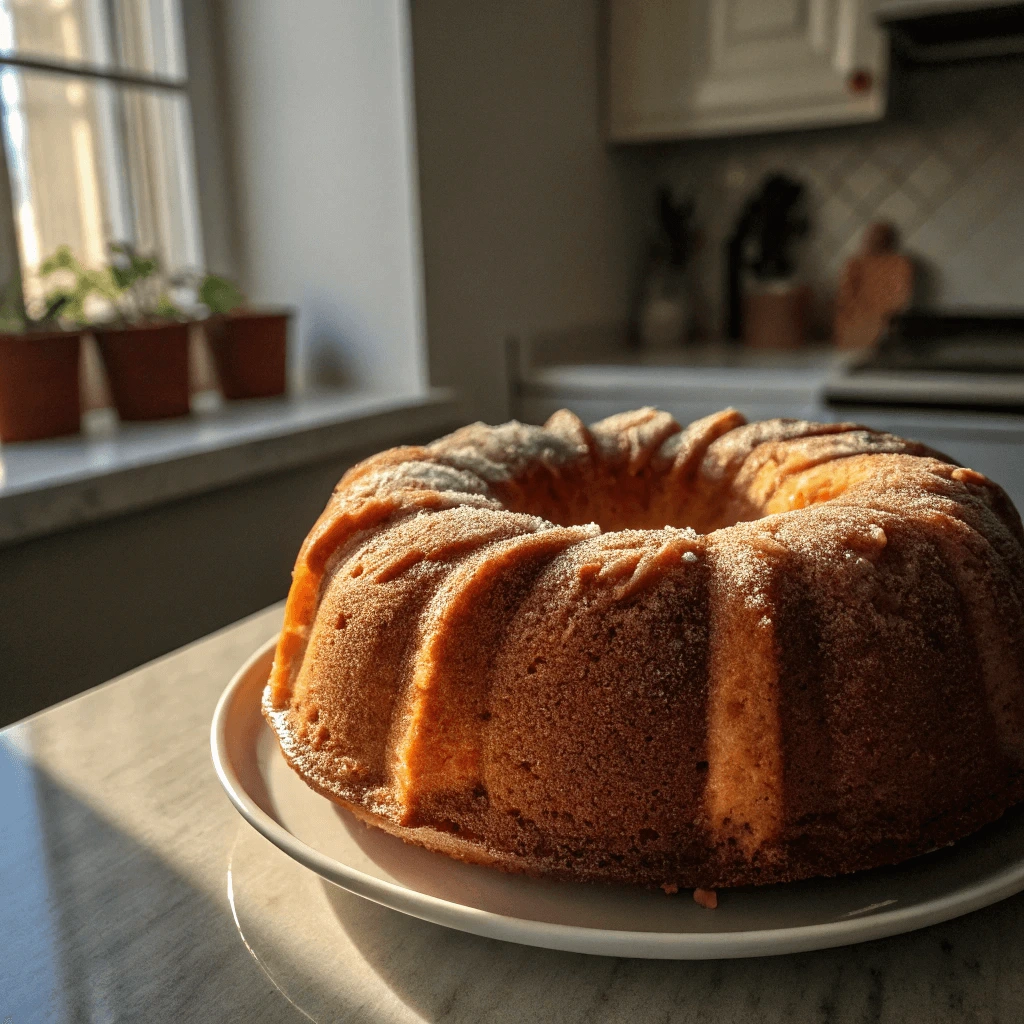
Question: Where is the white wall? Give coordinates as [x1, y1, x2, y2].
[216, 0, 427, 397]
[411, 0, 653, 423]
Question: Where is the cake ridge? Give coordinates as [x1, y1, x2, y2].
[913, 511, 1024, 763]
[705, 530, 786, 857]
[388, 524, 600, 824]
[657, 407, 747, 478]
[588, 406, 682, 474]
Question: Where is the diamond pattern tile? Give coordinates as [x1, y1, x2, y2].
[818, 192, 858, 245]
[873, 190, 921, 233]
[903, 152, 954, 204]
[653, 59, 1024, 334]
[868, 134, 926, 176]
[932, 119, 996, 171]
[841, 157, 890, 204]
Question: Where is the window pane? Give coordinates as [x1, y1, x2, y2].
[0, 67, 202, 310]
[0, 0, 113, 72]
[0, 0, 185, 79]
[119, 84, 201, 270]
[112, 0, 186, 78]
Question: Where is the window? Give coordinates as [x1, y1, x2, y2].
[0, 0, 201, 312]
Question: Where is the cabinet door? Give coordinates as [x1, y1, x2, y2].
[607, 0, 887, 141]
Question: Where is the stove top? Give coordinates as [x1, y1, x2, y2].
[825, 312, 1024, 412]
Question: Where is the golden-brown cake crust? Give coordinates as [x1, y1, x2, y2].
[263, 408, 1024, 889]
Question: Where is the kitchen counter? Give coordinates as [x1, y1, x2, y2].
[515, 351, 1024, 512]
[4, 604, 1024, 1023]
[0, 388, 458, 548]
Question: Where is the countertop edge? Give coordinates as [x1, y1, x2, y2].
[520, 365, 1024, 441]
[0, 390, 462, 548]
[523, 363, 829, 389]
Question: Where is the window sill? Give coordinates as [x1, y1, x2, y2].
[0, 389, 460, 548]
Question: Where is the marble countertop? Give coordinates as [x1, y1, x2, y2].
[4, 604, 1024, 1023]
[0, 389, 458, 548]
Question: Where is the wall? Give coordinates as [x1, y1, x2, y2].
[650, 57, 1024, 338]
[214, 0, 428, 397]
[411, 0, 653, 423]
[0, 456, 339, 726]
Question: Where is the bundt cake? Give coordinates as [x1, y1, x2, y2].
[263, 407, 1024, 889]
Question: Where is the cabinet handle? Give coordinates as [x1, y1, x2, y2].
[847, 70, 873, 94]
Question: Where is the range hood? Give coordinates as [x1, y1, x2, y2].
[877, 1, 1024, 61]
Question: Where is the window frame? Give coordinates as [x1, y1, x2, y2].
[0, 50, 187, 94]
[0, 0, 201, 306]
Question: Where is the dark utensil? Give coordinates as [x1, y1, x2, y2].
[725, 174, 808, 341]
[657, 186, 694, 268]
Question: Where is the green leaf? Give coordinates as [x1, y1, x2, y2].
[61, 294, 87, 325]
[37, 246, 122, 324]
[109, 241, 158, 290]
[154, 294, 183, 321]
[198, 273, 246, 314]
[133, 255, 157, 279]
[35, 244, 180, 325]
[39, 244, 80, 277]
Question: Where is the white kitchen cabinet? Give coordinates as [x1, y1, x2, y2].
[606, 0, 888, 141]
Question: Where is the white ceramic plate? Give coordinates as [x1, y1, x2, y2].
[211, 636, 1024, 959]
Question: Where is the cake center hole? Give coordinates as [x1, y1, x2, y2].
[498, 469, 751, 534]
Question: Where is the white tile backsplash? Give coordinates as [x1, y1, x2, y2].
[904, 153, 953, 203]
[841, 157, 890, 204]
[651, 57, 1024, 336]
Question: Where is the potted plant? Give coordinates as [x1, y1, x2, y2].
[199, 274, 289, 400]
[0, 278, 82, 443]
[44, 244, 191, 421]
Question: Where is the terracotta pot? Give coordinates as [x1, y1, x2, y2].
[95, 321, 191, 421]
[743, 281, 811, 350]
[0, 330, 82, 442]
[206, 309, 289, 400]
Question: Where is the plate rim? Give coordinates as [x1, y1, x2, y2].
[210, 635, 1024, 959]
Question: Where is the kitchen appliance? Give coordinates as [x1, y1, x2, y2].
[877, 1, 1024, 61]
[825, 311, 1024, 411]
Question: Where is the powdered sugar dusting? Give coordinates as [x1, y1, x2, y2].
[429, 417, 591, 483]
[589, 407, 682, 474]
